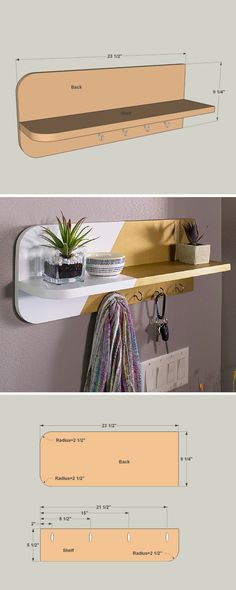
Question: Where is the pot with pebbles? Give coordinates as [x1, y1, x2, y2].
[41, 212, 97, 284]
[176, 221, 210, 265]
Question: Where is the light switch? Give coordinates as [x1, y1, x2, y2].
[157, 364, 167, 389]
[167, 361, 177, 383]
[177, 358, 186, 380]
[141, 348, 189, 392]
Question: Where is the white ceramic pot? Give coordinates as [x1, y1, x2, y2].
[175, 243, 211, 265]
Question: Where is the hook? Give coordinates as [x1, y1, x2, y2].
[133, 290, 143, 302]
[175, 282, 185, 294]
[155, 291, 166, 319]
[152, 287, 164, 299]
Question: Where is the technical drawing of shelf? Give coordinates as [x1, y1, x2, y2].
[40, 528, 179, 562]
[16, 64, 215, 157]
[40, 431, 179, 487]
[15, 219, 231, 323]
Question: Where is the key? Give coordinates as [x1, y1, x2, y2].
[160, 320, 169, 342]
[156, 322, 161, 342]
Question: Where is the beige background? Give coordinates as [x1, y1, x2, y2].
[0, 0, 235, 193]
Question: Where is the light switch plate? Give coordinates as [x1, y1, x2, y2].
[141, 347, 189, 392]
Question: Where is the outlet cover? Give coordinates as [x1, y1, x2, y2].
[141, 347, 189, 392]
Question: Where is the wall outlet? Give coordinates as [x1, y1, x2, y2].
[141, 347, 189, 392]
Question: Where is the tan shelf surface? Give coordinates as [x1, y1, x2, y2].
[40, 528, 179, 562]
[20, 99, 215, 142]
[124, 260, 231, 286]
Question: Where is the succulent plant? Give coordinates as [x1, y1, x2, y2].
[182, 221, 206, 246]
[41, 211, 97, 258]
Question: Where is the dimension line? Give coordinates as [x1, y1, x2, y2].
[217, 63, 223, 118]
[186, 61, 222, 65]
[41, 505, 167, 510]
[40, 424, 179, 428]
[16, 55, 105, 61]
[123, 52, 186, 57]
[186, 434, 188, 484]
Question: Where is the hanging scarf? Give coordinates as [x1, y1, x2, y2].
[84, 292, 142, 392]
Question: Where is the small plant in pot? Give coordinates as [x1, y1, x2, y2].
[41, 212, 97, 284]
[176, 221, 211, 265]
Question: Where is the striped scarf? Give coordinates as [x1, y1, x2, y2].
[84, 293, 142, 392]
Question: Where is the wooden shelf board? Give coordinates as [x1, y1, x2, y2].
[18, 260, 230, 301]
[20, 99, 215, 142]
[125, 260, 231, 286]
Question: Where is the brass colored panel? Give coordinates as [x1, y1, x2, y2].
[40, 431, 179, 487]
[112, 219, 178, 266]
[40, 528, 179, 562]
[125, 260, 230, 286]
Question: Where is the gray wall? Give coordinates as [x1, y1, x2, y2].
[0, 197, 222, 392]
[222, 198, 236, 391]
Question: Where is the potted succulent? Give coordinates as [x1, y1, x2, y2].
[41, 212, 97, 284]
[176, 221, 210, 265]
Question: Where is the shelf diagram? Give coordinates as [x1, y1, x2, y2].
[29, 505, 179, 562]
[15, 219, 230, 323]
[16, 62, 216, 157]
[27, 424, 191, 563]
[40, 423, 191, 488]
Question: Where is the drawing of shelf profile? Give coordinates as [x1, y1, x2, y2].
[16, 64, 215, 157]
[40, 528, 179, 562]
[40, 431, 179, 486]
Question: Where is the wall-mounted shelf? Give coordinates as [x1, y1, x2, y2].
[18, 260, 229, 300]
[16, 65, 215, 157]
[15, 219, 230, 324]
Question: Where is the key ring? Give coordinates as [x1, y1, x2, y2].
[155, 292, 166, 320]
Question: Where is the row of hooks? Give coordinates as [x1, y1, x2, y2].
[97, 120, 172, 142]
[131, 283, 185, 302]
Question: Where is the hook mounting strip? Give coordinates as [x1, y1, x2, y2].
[15, 219, 230, 323]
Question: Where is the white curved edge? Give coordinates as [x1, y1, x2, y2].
[18, 275, 136, 300]
[15, 222, 133, 323]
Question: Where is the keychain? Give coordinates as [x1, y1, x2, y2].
[155, 292, 169, 353]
